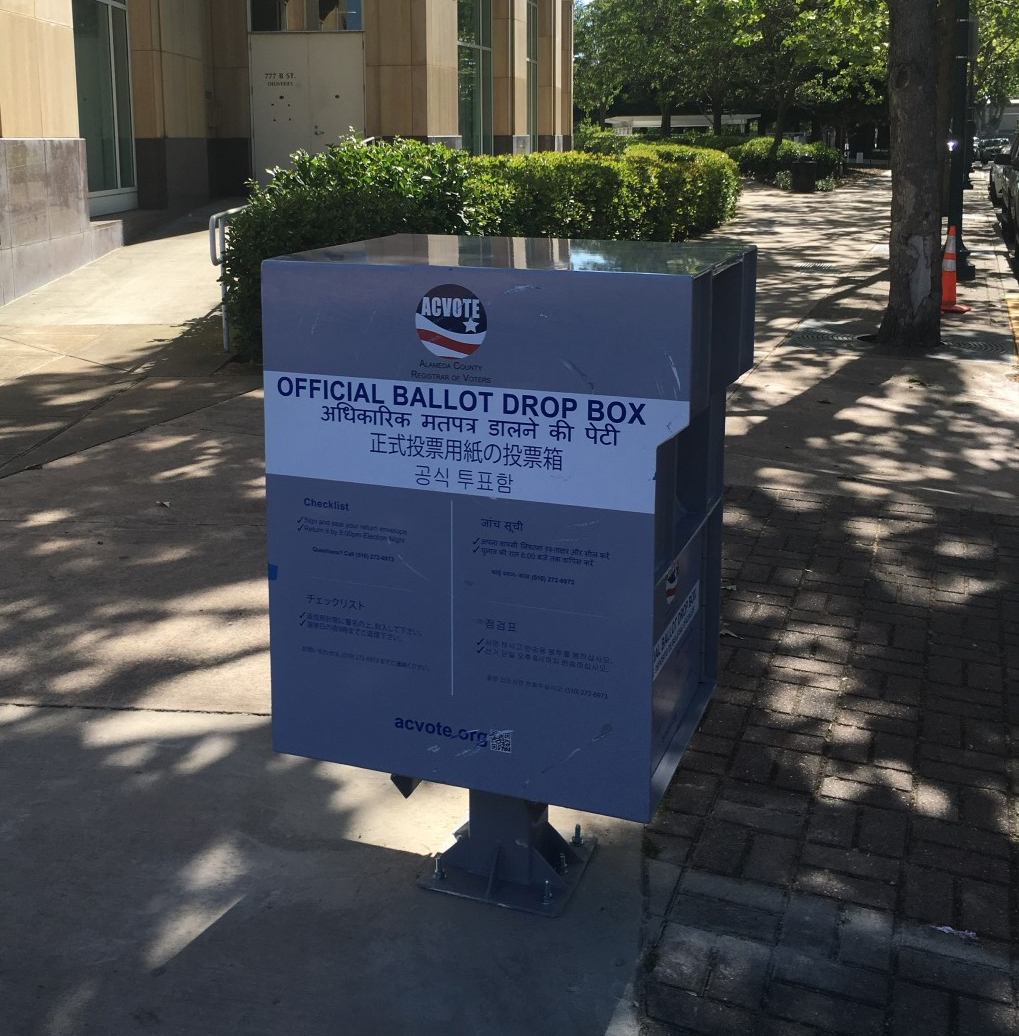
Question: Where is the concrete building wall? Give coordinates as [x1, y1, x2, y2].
[0, 0, 94, 305]
[207, 0, 249, 195]
[0, 0, 79, 139]
[535, 0, 571, 151]
[363, 0, 459, 146]
[492, 0, 528, 154]
[557, 0, 571, 150]
[130, 0, 216, 210]
[0, 0, 573, 306]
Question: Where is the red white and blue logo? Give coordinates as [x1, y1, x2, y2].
[415, 283, 488, 358]
[665, 567, 678, 604]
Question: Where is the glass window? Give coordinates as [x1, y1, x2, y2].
[73, 0, 134, 194]
[111, 4, 135, 188]
[250, 0, 361, 32]
[458, 0, 492, 155]
[250, 0, 287, 31]
[526, 0, 537, 151]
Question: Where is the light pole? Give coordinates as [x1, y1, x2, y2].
[948, 0, 977, 281]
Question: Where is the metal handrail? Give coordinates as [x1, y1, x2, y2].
[209, 206, 248, 353]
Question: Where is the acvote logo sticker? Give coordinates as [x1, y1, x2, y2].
[415, 283, 488, 358]
[665, 567, 678, 604]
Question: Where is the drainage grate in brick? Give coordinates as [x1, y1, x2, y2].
[788, 328, 862, 345]
[791, 262, 840, 271]
[938, 336, 1013, 356]
[788, 327, 1015, 361]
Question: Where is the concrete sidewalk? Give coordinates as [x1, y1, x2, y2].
[0, 202, 260, 478]
[0, 173, 1017, 1036]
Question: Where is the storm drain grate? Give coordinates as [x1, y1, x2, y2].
[788, 327, 1015, 360]
[792, 262, 840, 272]
[788, 328, 861, 344]
[938, 336, 1013, 356]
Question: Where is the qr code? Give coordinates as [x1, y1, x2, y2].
[488, 729, 513, 754]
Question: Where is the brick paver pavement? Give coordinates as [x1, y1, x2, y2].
[641, 486, 1019, 1035]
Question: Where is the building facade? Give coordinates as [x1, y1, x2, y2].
[0, 0, 573, 305]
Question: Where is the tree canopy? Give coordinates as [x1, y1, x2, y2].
[973, 0, 1019, 131]
[573, 0, 1019, 347]
[573, 0, 889, 139]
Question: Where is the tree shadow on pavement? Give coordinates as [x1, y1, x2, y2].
[641, 190, 1019, 1031]
[0, 389, 640, 1036]
[642, 482, 1019, 1035]
[0, 391, 270, 713]
[0, 313, 256, 479]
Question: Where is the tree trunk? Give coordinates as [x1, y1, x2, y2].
[659, 95, 672, 137]
[766, 95, 789, 175]
[877, 0, 942, 347]
[711, 89, 726, 136]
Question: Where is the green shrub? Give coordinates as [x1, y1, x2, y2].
[222, 137, 478, 360]
[806, 143, 842, 178]
[727, 137, 842, 181]
[222, 138, 741, 361]
[632, 132, 749, 153]
[573, 121, 627, 155]
[772, 168, 840, 193]
[474, 152, 635, 238]
[462, 169, 516, 234]
[624, 144, 741, 236]
[474, 147, 739, 242]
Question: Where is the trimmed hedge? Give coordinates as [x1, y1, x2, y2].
[222, 137, 740, 360]
[727, 138, 842, 181]
[470, 149, 740, 241]
[222, 138, 485, 360]
[623, 144, 741, 237]
[628, 132, 750, 153]
[574, 121, 628, 155]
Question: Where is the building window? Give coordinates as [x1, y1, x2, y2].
[526, 0, 537, 151]
[73, 0, 135, 199]
[458, 0, 493, 155]
[250, 0, 362, 32]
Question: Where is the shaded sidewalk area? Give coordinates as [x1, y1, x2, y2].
[640, 173, 1019, 1035]
[643, 487, 1019, 1036]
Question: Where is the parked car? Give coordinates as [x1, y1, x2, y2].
[978, 137, 1009, 164]
[990, 135, 1019, 246]
[988, 136, 1016, 209]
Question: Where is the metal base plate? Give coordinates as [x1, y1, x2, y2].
[418, 830, 597, 917]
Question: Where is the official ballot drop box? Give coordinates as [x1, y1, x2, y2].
[263, 235, 755, 826]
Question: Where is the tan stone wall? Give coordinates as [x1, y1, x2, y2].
[536, 0, 570, 146]
[537, 0, 558, 140]
[558, 0, 571, 142]
[129, 0, 245, 142]
[208, 0, 248, 139]
[361, 0, 570, 149]
[129, 0, 213, 140]
[363, 0, 457, 140]
[128, 0, 165, 139]
[492, 0, 527, 141]
[0, 0, 78, 138]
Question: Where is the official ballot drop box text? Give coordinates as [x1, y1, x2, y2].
[263, 235, 755, 823]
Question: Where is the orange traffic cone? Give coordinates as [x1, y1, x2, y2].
[941, 225, 971, 314]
